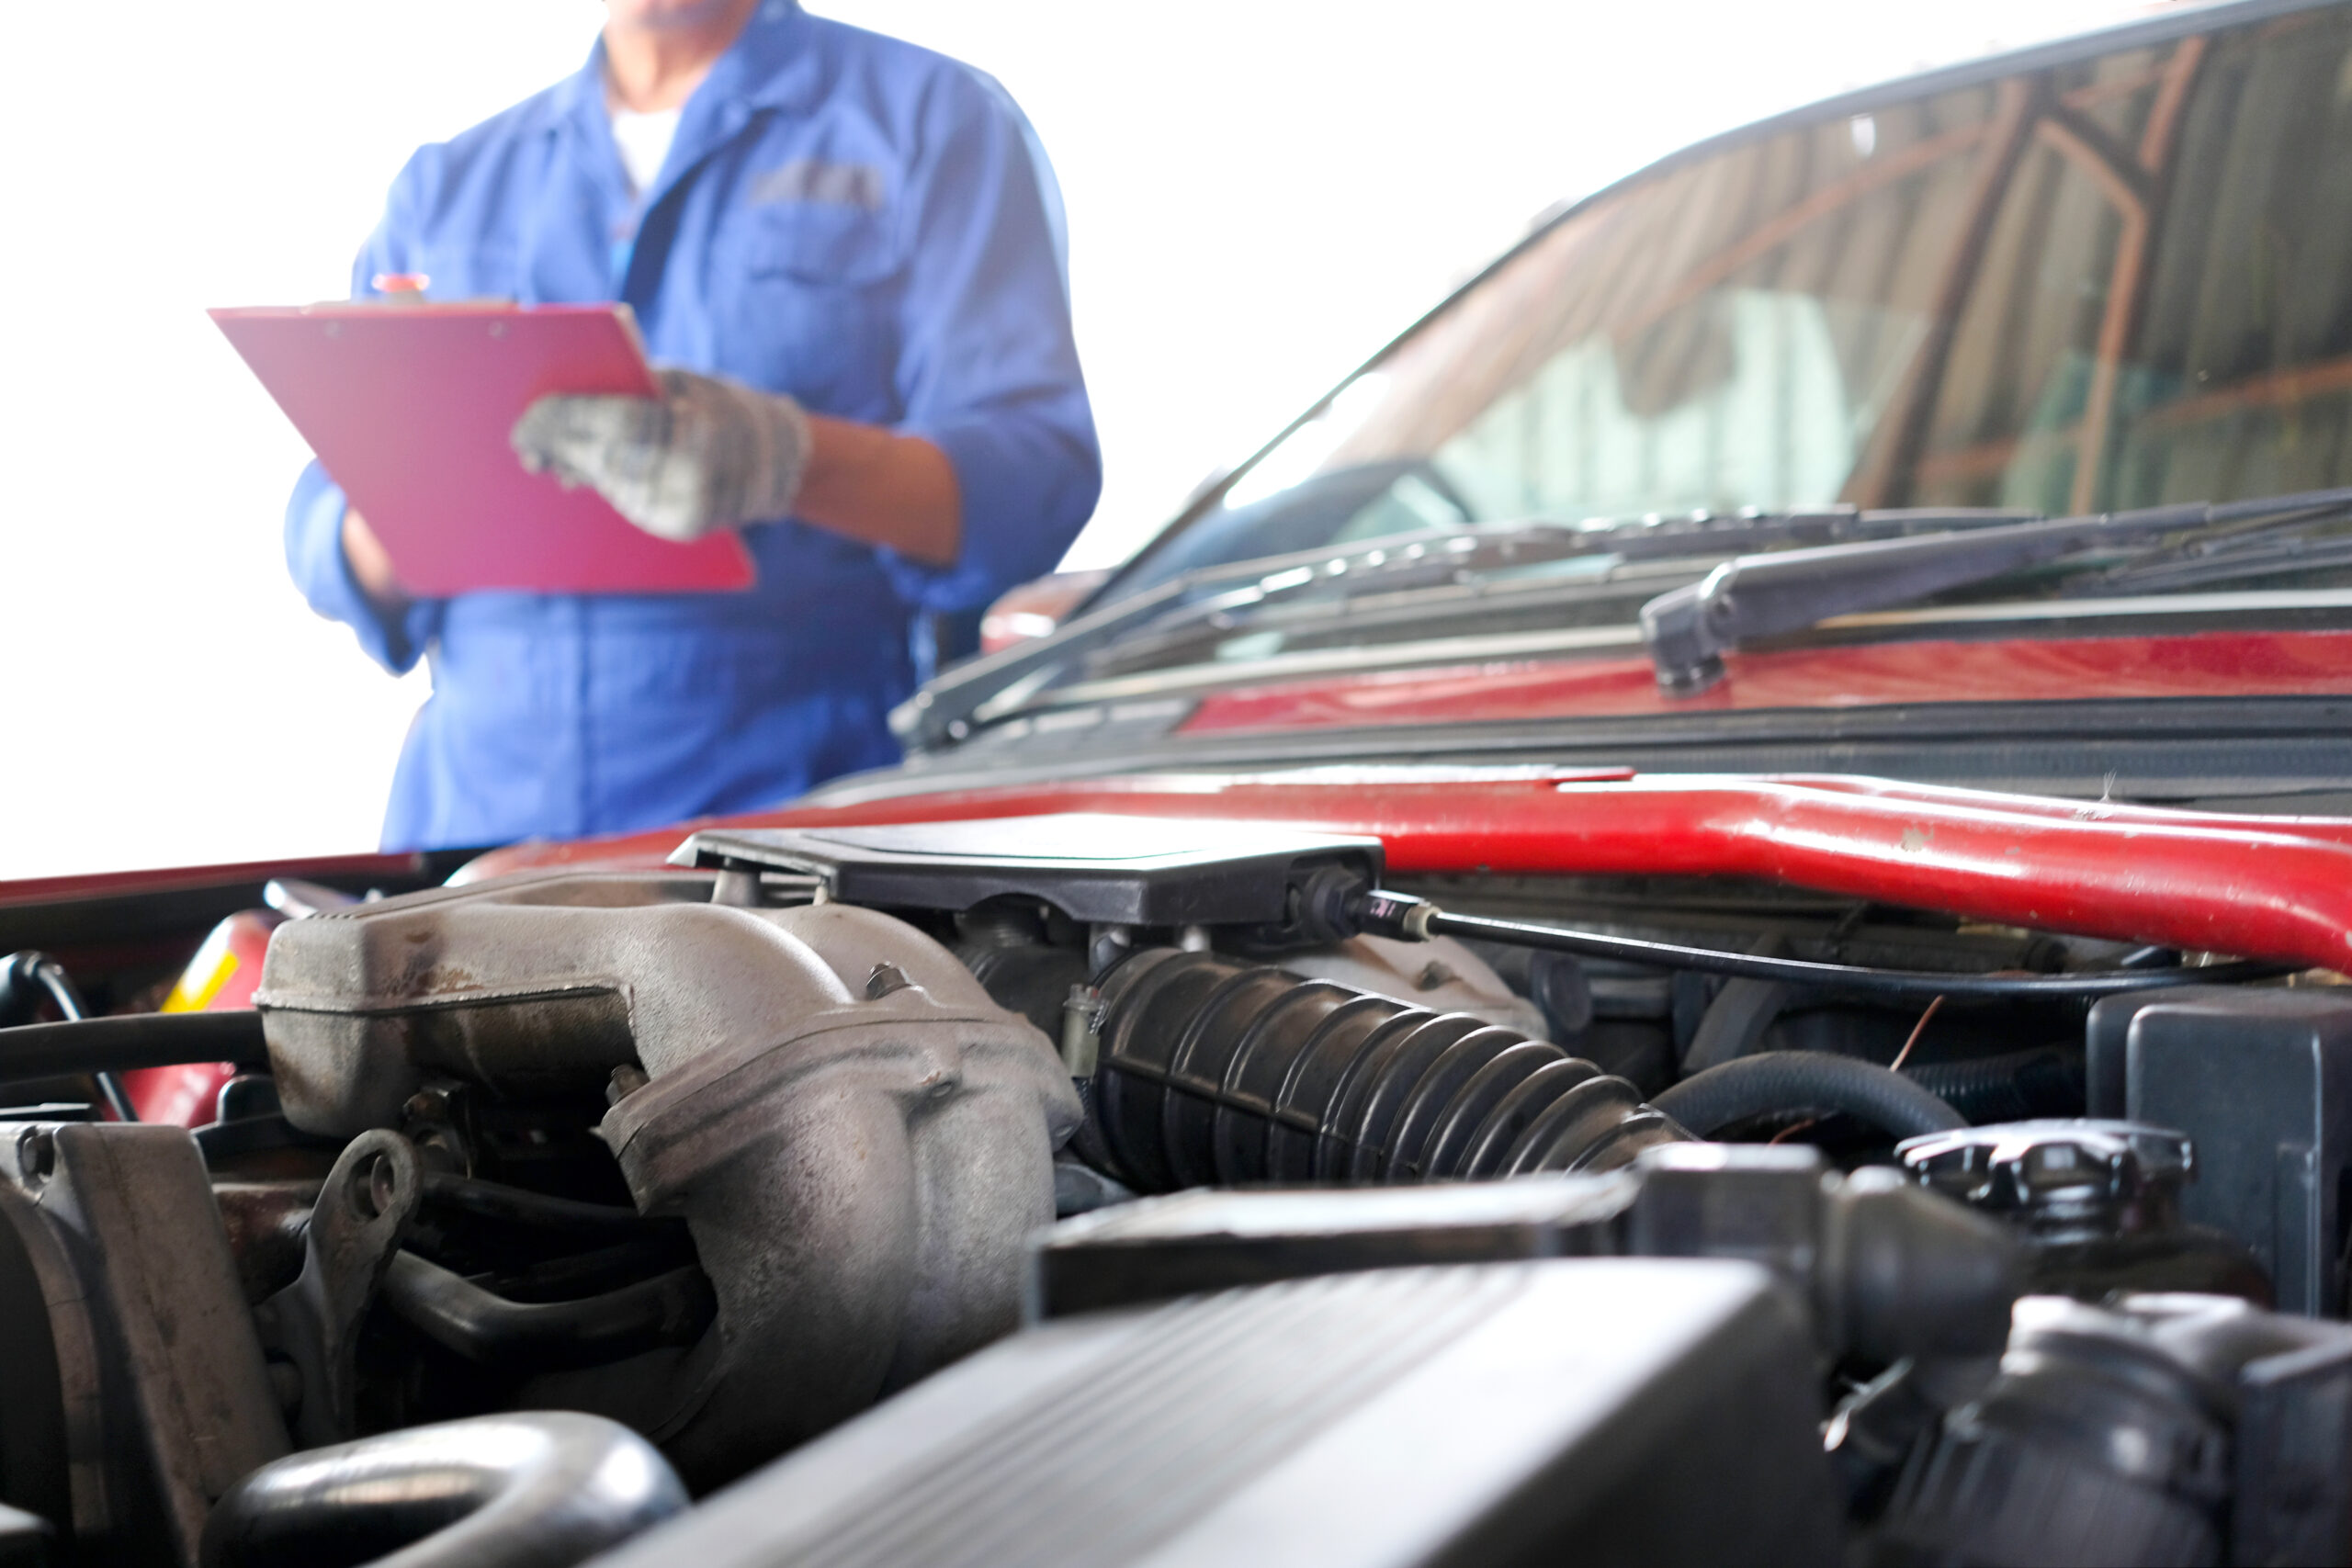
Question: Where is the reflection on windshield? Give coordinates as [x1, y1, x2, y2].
[1226, 375, 1393, 508]
[1127, 8, 2352, 594]
[1433, 290, 1926, 517]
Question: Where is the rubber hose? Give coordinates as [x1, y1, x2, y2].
[1681, 975, 1791, 1073]
[198, 1412, 685, 1568]
[1, 952, 138, 1121]
[0, 1010, 266, 1078]
[418, 1174, 679, 1237]
[1653, 1051, 1967, 1141]
[381, 1251, 714, 1371]
[1085, 947, 1687, 1190]
[1903, 1047, 2086, 1123]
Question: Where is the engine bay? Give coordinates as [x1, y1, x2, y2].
[6, 809, 2352, 1566]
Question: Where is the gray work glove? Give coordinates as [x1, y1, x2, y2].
[511, 367, 813, 542]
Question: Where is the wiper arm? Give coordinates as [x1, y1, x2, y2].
[1089, 506, 2045, 680]
[894, 506, 2029, 750]
[1637, 486, 2352, 695]
[896, 517, 1672, 750]
[891, 523, 1515, 750]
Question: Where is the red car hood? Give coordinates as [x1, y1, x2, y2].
[463, 766, 2352, 976]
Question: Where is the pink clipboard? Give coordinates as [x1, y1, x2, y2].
[211, 302, 755, 596]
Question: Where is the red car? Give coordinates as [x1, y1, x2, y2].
[9, 4, 2352, 1563]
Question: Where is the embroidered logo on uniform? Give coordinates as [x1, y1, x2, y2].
[749, 159, 886, 210]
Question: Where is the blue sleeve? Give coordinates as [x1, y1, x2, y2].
[282, 151, 447, 673]
[284, 461, 442, 674]
[879, 73, 1102, 614]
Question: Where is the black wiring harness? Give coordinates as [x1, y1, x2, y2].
[1348, 889, 2292, 1000]
[0, 950, 139, 1120]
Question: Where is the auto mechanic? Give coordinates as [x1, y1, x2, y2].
[285, 0, 1101, 850]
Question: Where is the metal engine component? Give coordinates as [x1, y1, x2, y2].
[1032, 1145, 2022, 1367]
[589, 1259, 1843, 1568]
[254, 1129, 423, 1449]
[255, 871, 775, 1134]
[1079, 946, 1687, 1190]
[1898, 1121, 2272, 1305]
[1874, 1292, 2352, 1567]
[671, 814, 1384, 934]
[199, 1413, 685, 1568]
[254, 870, 1082, 1484]
[19, 806, 2352, 1563]
[1626, 1146, 2021, 1365]
[0, 1124, 288, 1566]
[1271, 932, 1549, 1040]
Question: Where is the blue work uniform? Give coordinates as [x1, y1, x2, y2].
[286, 0, 1100, 851]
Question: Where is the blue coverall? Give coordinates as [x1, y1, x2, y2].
[286, 0, 1100, 851]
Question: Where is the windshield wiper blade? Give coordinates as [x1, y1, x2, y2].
[1637, 486, 2352, 695]
[891, 522, 1518, 750]
[1086, 506, 2045, 681]
[2064, 524, 2352, 596]
[894, 507, 2031, 750]
[897, 517, 1691, 750]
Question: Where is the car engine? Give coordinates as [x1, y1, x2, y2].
[6, 811, 2352, 1567]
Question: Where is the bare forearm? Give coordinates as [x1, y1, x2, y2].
[343, 508, 409, 609]
[795, 417, 961, 566]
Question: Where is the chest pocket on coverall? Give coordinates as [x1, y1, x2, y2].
[713, 197, 899, 411]
[418, 241, 523, 303]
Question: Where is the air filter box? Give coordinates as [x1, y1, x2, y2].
[586, 1258, 1839, 1568]
[670, 813, 1381, 929]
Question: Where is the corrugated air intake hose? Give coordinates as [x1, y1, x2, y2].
[1079, 948, 1688, 1190]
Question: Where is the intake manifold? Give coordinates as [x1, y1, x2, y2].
[256, 870, 1081, 1484]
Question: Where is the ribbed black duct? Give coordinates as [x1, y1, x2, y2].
[1082, 949, 1687, 1190]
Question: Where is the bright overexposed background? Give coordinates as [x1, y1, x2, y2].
[0, 0, 2156, 879]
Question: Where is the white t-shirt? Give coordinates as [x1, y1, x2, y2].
[611, 106, 684, 197]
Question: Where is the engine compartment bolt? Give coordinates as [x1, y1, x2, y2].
[1060, 984, 1103, 1077]
[14, 1126, 54, 1186]
[711, 865, 766, 908]
[866, 963, 913, 999]
[606, 1065, 651, 1107]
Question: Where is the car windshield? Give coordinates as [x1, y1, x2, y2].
[1113, 6, 2352, 603]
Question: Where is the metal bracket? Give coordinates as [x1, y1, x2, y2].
[255, 1131, 422, 1448]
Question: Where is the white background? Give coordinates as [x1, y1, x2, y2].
[0, 0, 2148, 880]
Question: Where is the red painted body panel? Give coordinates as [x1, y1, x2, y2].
[34, 638, 2352, 1047]
[468, 768, 2352, 976]
[120, 908, 280, 1128]
[123, 1062, 240, 1129]
[1177, 630, 2352, 734]
[0, 851, 438, 914]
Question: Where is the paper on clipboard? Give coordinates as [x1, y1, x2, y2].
[210, 301, 755, 596]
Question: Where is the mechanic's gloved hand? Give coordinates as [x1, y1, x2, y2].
[511, 367, 813, 542]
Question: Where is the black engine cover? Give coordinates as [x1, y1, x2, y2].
[586, 1258, 1839, 1568]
